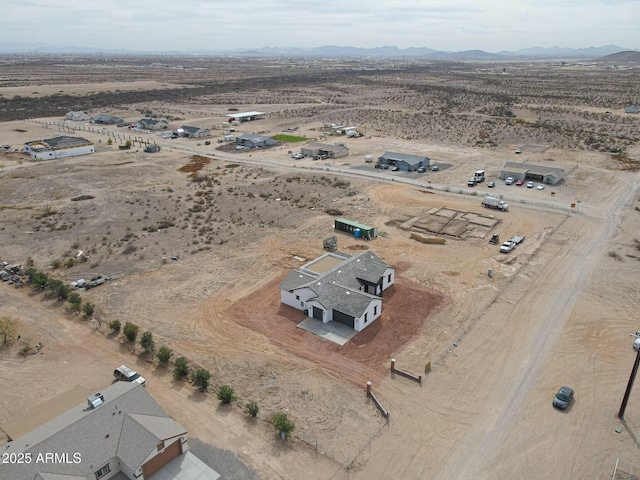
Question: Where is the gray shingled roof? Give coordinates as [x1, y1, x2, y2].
[29, 136, 92, 150]
[0, 382, 185, 480]
[379, 151, 429, 166]
[282, 251, 391, 318]
[279, 270, 317, 291]
[180, 125, 203, 134]
[308, 281, 378, 318]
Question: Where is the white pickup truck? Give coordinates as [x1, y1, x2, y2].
[500, 241, 516, 253]
[499, 235, 525, 253]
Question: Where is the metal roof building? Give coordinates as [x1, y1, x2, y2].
[225, 111, 266, 122]
[236, 134, 277, 148]
[378, 151, 430, 171]
[500, 162, 565, 185]
[301, 142, 349, 159]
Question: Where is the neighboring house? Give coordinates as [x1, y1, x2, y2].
[235, 134, 276, 148]
[90, 113, 124, 125]
[500, 162, 565, 185]
[136, 118, 169, 130]
[0, 382, 220, 480]
[65, 111, 91, 122]
[24, 135, 94, 160]
[177, 125, 211, 138]
[378, 152, 430, 171]
[625, 105, 640, 114]
[300, 142, 349, 159]
[280, 251, 395, 332]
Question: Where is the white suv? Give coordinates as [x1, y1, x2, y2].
[114, 365, 146, 386]
[505, 177, 514, 185]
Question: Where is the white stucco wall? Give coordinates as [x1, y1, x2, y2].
[353, 298, 382, 332]
[281, 287, 315, 311]
[382, 268, 395, 290]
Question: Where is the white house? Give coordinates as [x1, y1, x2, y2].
[280, 251, 395, 332]
[177, 125, 211, 138]
[24, 135, 95, 160]
[0, 382, 220, 480]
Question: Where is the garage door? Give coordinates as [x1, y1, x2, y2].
[312, 306, 323, 320]
[142, 439, 182, 479]
[333, 310, 355, 328]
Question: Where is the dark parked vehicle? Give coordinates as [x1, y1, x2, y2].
[488, 182, 495, 188]
[553, 386, 574, 410]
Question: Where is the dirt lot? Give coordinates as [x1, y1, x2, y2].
[1, 57, 640, 479]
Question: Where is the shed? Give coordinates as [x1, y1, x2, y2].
[378, 151, 430, 171]
[334, 218, 376, 239]
[235, 134, 276, 148]
[301, 142, 349, 159]
[145, 144, 161, 153]
[625, 105, 640, 114]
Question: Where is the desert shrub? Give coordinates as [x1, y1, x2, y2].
[272, 412, 295, 438]
[68, 292, 82, 310]
[0, 316, 18, 345]
[123, 322, 139, 342]
[217, 385, 236, 404]
[156, 345, 173, 364]
[109, 320, 121, 332]
[608, 251, 623, 261]
[191, 368, 211, 391]
[244, 401, 259, 417]
[140, 331, 154, 353]
[173, 357, 190, 379]
[82, 302, 95, 317]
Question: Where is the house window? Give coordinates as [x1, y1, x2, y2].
[374, 305, 377, 315]
[387, 274, 392, 283]
[364, 313, 368, 323]
[95, 464, 110, 479]
[157, 440, 165, 451]
[295, 295, 300, 300]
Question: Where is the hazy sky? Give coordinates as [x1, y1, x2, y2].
[4, 0, 638, 52]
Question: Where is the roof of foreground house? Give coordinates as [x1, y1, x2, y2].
[0, 382, 186, 480]
[281, 251, 392, 317]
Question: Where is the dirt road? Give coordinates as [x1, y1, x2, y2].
[352, 171, 640, 479]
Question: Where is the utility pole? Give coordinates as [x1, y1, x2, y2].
[619, 332, 640, 419]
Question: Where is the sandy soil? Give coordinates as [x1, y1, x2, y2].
[0, 67, 639, 480]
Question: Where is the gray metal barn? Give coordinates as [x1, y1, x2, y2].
[378, 152, 430, 171]
[500, 162, 565, 185]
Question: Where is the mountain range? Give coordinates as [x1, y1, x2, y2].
[0, 43, 637, 60]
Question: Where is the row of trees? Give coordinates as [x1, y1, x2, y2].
[108, 320, 294, 437]
[21, 259, 294, 440]
[25, 266, 94, 317]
